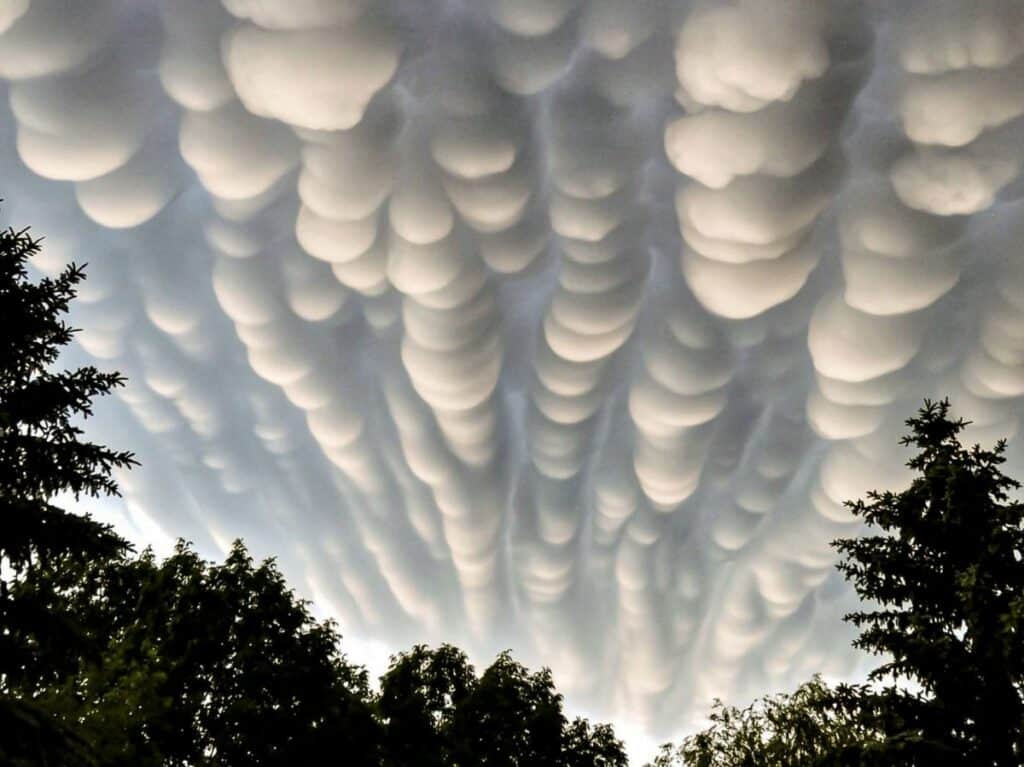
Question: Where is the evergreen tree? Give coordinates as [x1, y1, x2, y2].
[835, 399, 1024, 765]
[649, 401, 1024, 766]
[0, 221, 135, 765]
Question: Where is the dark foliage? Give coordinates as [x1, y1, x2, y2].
[563, 718, 630, 767]
[835, 399, 1024, 765]
[379, 645, 628, 767]
[651, 401, 1024, 766]
[379, 644, 476, 767]
[20, 530, 629, 767]
[646, 676, 885, 767]
[0, 222, 134, 766]
[27, 541, 381, 767]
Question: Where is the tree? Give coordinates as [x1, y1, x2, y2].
[645, 676, 884, 767]
[650, 400, 1024, 766]
[378, 644, 475, 767]
[450, 650, 568, 767]
[0, 221, 135, 764]
[563, 718, 629, 767]
[834, 399, 1024, 765]
[378, 646, 628, 767]
[39, 541, 383, 767]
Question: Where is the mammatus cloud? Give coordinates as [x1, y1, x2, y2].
[2, 0, 1024, 746]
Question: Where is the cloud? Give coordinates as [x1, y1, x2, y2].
[2, 0, 1023, 746]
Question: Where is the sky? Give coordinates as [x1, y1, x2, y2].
[3, 0, 1024, 758]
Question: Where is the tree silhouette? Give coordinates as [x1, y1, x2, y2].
[379, 645, 628, 767]
[650, 400, 1024, 766]
[646, 676, 881, 767]
[0, 221, 135, 765]
[378, 644, 475, 767]
[563, 718, 629, 767]
[450, 650, 568, 767]
[44, 541, 383, 767]
[835, 399, 1024, 765]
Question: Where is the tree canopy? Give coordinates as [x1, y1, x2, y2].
[646, 676, 883, 767]
[378, 644, 627, 767]
[15, 540, 628, 767]
[30, 541, 384, 767]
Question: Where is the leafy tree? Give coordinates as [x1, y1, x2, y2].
[563, 718, 629, 767]
[644, 676, 884, 767]
[0, 221, 135, 764]
[379, 646, 627, 767]
[450, 650, 567, 767]
[378, 644, 475, 767]
[834, 399, 1024, 765]
[32, 540, 383, 767]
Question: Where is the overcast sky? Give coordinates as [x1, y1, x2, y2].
[3, 0, 1024, 757]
